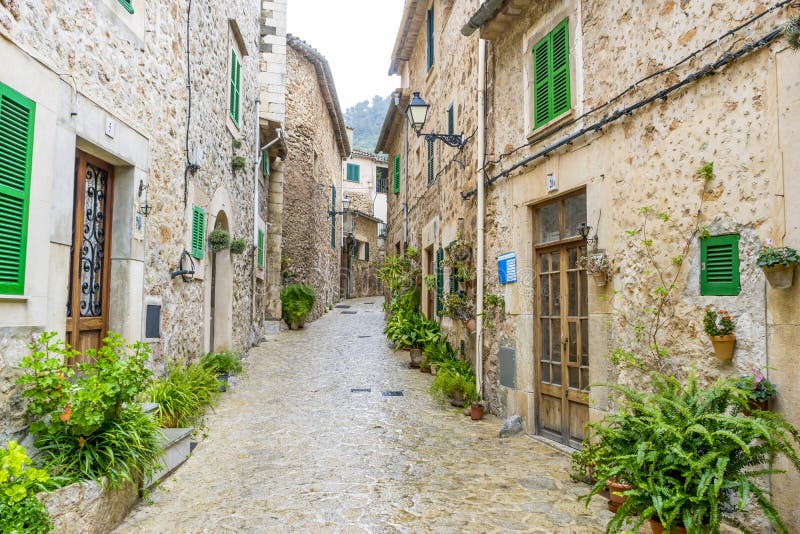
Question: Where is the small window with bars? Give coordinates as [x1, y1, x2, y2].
[376, 167, 388, 194]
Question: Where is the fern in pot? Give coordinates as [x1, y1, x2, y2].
[280, 283, 316, 329]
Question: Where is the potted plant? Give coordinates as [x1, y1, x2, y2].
[280, 283, 316, 329]
[756, 243, 799, 289]
[735, 368, 777, 414]
[703, 308, 735, 360]
[208, 229, 231, 253]
[229, 238, 247, 255]
[785, 13, 800, 50]
[470, 399, 485, 420]
[447, 238, 472, 263]
[441, 292, 475, 331]
[578, 249, 613, 287]
[577, 372, 800, 534]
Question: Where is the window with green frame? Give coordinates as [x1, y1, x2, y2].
[257, 229, 264, 269]
[0, 82, 35, 295]
[229, 49, 242, 126]
[426, 139, 435, 186]
[346, 163, 360, 182]
[392, 154, 400, 194]
[532, 18, 571, 129]
[191, 206, 206, 260]
[426, 7, 435, 71]
[117, 0, 134, 13]
[700, 234, 740, 296]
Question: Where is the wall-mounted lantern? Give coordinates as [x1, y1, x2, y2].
[405, 91, 466, 149]
[138, 180, 152, 218]
[577, 222, 599, 249]
[329, 195, 351, 217]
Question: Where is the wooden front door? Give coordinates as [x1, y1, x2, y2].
[534, 191, 589, 448]
[66, 151, 114, 358]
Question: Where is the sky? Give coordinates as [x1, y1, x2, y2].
[287, 0, 404, 111]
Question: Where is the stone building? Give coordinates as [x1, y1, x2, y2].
[379, 0, 800, 524]
[340, 146, 388, 298]
[0, 0, 287, 443]
[282, 35, 350, 320]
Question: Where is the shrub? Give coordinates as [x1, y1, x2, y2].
[576, 372, 800, 533]
[17, 332, 162, 489]
[383, 309, 442, 349]
[430, 367, 478, 405]
[200, 351, 243, 375]
[280, 284, 316, 326]
[703, 308, 734, 336]
[229, 238, 247, 255]
[145, 361, 219, 429]
[0, 441, 52, 534]
[208, 229, 231, 253]
[423, 340, 457, 366]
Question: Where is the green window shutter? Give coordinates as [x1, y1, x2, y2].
[392, 154, 400, 194]
[330, 185, 336, 249]
[229, 50, 241, 126]
[118, 0, 134, 13]
[447, 104, 454, 136]
[427, 139, 434, 185]
[426, 8, 435, 71]
[532, 19, 571, 129]
[449, 267, 459, 295]
[0, 83, 35, 295]
[262, 150, 270, 178]
[191, 206, 206, 259]
[346, 163, 360, 182]
[700, 234, 740, 296]
[257, 229, 264, 269]
[436, 247, 444, 314]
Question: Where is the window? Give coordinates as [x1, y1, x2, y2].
[427, 139, 435, 186]
[191, 206, 206, 259]
[392, 154, 401, 194]
[426, 7, 435, 71]
[378, 223, 387, 238]
[376, 167, 388, 194]
[447, 104, 454, 136]
[257, 229, 265, 269]
[532, 19, 571, 129]
[118, 0, 134, 13]
[364, 242, 370, 262]
[351, 241, 360, 258]
[0, 83, 35, 295]
[229, 49, 242, 126]
[700, 234, 740, 296]
[330, 185, 336, 249]
[346, 163, 360, 182]
[436, 247, 444, 314]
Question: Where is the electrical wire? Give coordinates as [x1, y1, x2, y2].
[462, 24, 786, 200]
[477, 0, 795, 175]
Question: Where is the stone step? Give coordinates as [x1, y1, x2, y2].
[144, 427, 193, 489]
[140, 402, 159, 414]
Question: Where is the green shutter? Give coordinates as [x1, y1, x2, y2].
[346, 163, 360, 182]
[427, 139, 434, 185]
[392, 154, 400, 194]
[426, 8, 435, 71]
[118, 0, 134, 13]
[262, 150, 270, 178]
[229, 50, 241, 126]
[331, 185, 336, 249]
[700, 234, 740, 296]
[449, 267, 459, 296]
[533, 19, 571, 129]
[436, 247, 444, 314]
[191, 206, 206, 259]
[0, 83, 35, 295]
[257, 229, 264, 269]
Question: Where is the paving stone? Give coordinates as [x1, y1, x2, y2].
[114, 297, 612, 533]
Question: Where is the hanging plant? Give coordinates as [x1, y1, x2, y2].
[481, 293, 505, 329]
[423, 274, 437, 291]
[443, 239, 473, 267]
[578, 250, 614, 287]
[441, 292, 474, 322]
[756, 242, 799, 289]
[231, 156, 246, 170]
[208, 229, 231, 253]
[785, 14, 800, 50]
[229, 238, 247, 255]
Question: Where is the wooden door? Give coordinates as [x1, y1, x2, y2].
[534, 191, 589, 448]
[66, 151, 114, 359]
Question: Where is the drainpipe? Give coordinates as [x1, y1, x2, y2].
[404, 97, 409, 250]
[476, 39, 487, 398]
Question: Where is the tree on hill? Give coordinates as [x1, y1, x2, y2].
[344, 94, 393, 153]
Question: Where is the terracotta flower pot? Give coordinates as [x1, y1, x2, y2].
[743, 398, 770, 416]
[409, 348, 424, 368]
[710, 334, 736, 360]
[591, 271, 608, 287]
[466, 317, 477, 333]
[763, 264, 795, 289]
[470, 403, 484, 420]
[606, 479, 632, 508]
[649, 518, 687, 534]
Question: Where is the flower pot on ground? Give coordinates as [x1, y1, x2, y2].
[606, 478, 632, 513]
[757, 245, 799, 289]
[280, 284, 315, 330]
[429, 363, 439, 375]
[409, 348, 423, 368]
[703, 308, 735, 360]
[470, 402, 484, 420]
[649, 519, 687, 534]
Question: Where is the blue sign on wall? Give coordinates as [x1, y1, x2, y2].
[498, 252, 517, 284]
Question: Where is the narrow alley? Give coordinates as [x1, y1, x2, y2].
[116, 298, 611, 533]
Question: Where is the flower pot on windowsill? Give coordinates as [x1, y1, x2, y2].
[649, 519, 688, 534]
[710, 334, 735, 360]
[762, 264, 795, 289]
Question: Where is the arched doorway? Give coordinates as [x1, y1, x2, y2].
[210, 210, 233, 351]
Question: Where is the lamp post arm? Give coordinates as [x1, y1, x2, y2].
[418, 131, 466, 149]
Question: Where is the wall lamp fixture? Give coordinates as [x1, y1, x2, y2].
[405, 92, 466, 149]
[138, 180, 152, 218]
[329, 195, 351, 217]
[577, 222, 598, 248]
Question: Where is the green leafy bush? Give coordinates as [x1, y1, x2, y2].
[229, 238, 247, 255]
[756, 245, 800, 268]
[208, 229, 231, 253]
[429, 367, 478, 405]
[0, 441, 52, 534]
[145, 361, 219, 429]
[17, 332, 162, 488]
[575, 372, 800, 533]
[200, 351, 243, 375]
[280, 284, 316, 326]
[383, 309, 442, 349]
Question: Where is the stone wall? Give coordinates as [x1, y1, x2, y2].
[282, 40, 346, 321]
[39, 480, 138, 534]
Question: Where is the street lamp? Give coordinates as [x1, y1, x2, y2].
[577, 222, 598, 248]
[330, 195, 351, 217]
[405, 92, 466, 149]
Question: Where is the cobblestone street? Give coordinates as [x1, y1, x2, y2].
[116, 298, 612, 533]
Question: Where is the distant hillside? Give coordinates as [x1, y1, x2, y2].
[344, 94, 392, 153]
